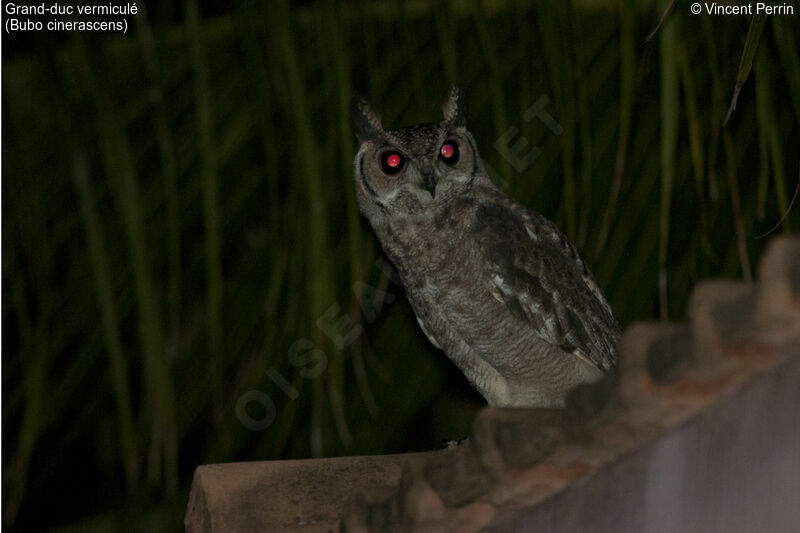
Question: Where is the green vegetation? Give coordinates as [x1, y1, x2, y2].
[2, 0, 797, 530]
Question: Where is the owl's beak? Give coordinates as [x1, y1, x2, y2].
[421, 169, 437, 198]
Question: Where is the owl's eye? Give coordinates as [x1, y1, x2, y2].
[380, 151, 406, 175]
[440, 141, 459, 164]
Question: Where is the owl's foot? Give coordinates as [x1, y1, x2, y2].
[439, 436, 471, 449]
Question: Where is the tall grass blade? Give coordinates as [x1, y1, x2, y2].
[572, 8, 593, 248]
[755, 169, 800, 238]
[645, 0, 676, 43]
[434, 0, 458, 83]
[658, 1, 679, 319]
[596, 0, 635, 256]
[72, 150, 139, 487]
[269, 0, 338, 457]
[186, 0, 225, 440]
[677, 42, 704, 205]
[771, 15, 800, 124]
[768, 117, 792, 233]
[473, 1, 512, 181]
[4, 270, 45, 526]
[357, 0, 381, 98]
[67, 37, 179, 493]
[534, 1, 577, 238]
[136, 3, 183, 362]
[677, 38, 713, 258]
[319, 0, 355, 448]
[755, 50, 773, 220]
[722, 130, 753, 280]
[701, 16, 723, 202]
[723, 13, 767, 126]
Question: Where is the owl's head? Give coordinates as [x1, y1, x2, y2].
[351, 86, 490, 225]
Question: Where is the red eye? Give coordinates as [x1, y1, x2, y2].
[380, 150, 406, 175]
[440, 141, 459, 164]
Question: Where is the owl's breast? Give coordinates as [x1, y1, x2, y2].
[377, 209, 465, 279]
[378, 206, 504, 331]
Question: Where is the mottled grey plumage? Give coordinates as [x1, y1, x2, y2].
[352, 87, 619, 407]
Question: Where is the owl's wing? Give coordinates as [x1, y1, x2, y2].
[474, 199, 619, 372]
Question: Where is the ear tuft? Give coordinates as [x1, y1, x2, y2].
[442, 85, 467, 128]
[351, 97, 385, 142]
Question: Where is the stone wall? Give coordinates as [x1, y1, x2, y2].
[185, 236, 800, 533]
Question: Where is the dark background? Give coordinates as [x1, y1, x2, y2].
[3, 0, 798, 530]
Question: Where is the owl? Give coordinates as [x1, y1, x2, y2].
[351, 86, 619, 407]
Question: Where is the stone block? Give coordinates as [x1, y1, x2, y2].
[755, 236, 800, 345]
[185, 453, 435, 533]
[471, 408, 567, 475]
[688, 280, 756, 360]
